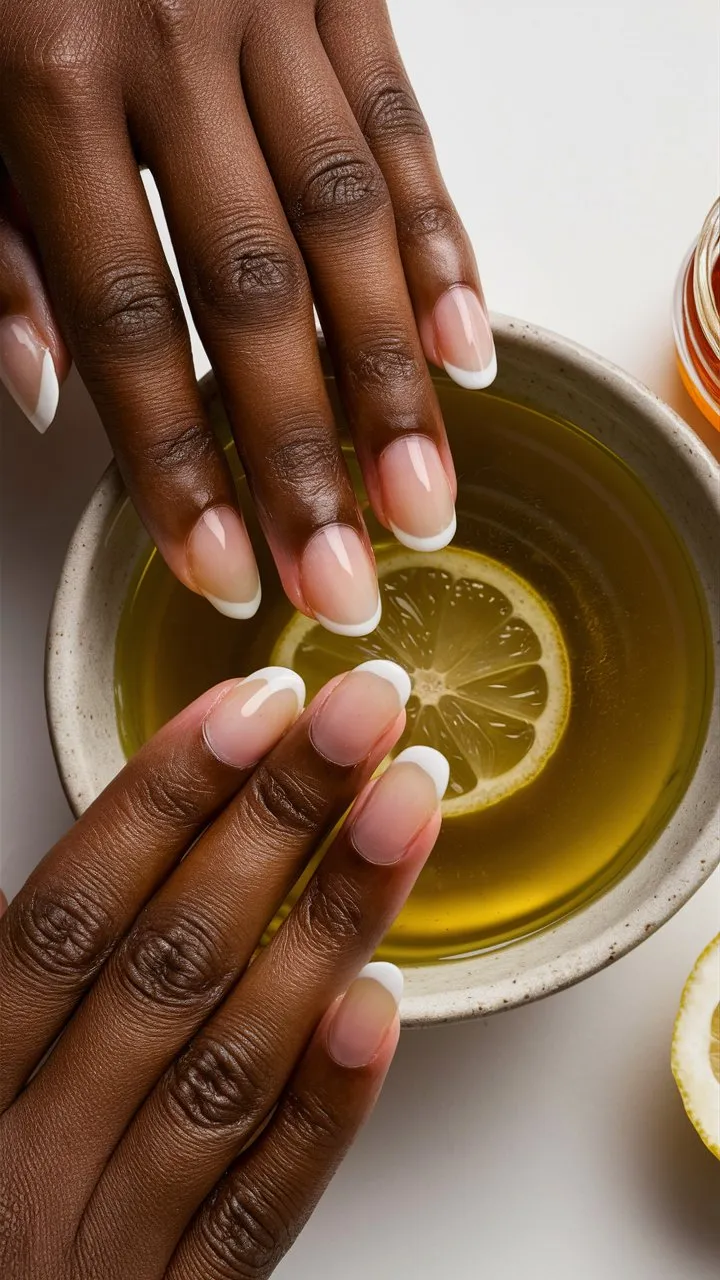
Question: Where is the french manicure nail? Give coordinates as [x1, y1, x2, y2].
[311, 659, 411, 766]
[433, 286, 497, 390]
[187, 506, 261, 620]
[204, 666, 305, 766]
[300, 525, 381, 637]
[351, 746, 450, 865]
[327, 962, 403, 1068]
[379, 436, 456, 552]
[0, 316, 59, 433]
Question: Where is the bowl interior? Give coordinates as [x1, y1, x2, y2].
[47, 317, 720, 1024]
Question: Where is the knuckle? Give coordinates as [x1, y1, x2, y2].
[117, 909, 226, 1010]
[290, 146, 389, 234]
[346, 335, 422, 392]
[192, 219, 308, 323]
[359, 76, 428, 143]
[166, 1034, 267, 1133]
[7, 884, 112, 986]
[71, 264, 184, 355]
[127, 759, 206, 830]
[246, 761, 327, 839]
[142, 420, 218, 480]
[0, 25, 104, 108]
[199, 1175, 289, 1277]
[262, 420, 347, 512]
[283, 1085, 344, 1153]
[294, 871, 364, 956]
[397, 200, 462, 247]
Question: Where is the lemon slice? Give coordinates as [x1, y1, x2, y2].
[672, 935, 720, 1159]
[272, 546, 570, 816]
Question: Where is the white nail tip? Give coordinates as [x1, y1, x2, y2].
[389, 510, 457, 554]
[353, 659, 411, 707]
[394, 746, 450, 801]
[313, 597, 382, 638]
[204, 581, 262, 621]
[30, 349, 59, 434]
[442, 349, 498, 391]
[358, 961, 404, 1006]
[244, 666, 306, 710]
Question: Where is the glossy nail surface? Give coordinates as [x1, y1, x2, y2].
[327, 963, 403, 1068]
[311, 660, 411, 766]
[204, 667, 305, 766]
[0, 316, 58, 433]
[379, 436, 456, 552]
[300, 525, 381, 637]
[351, 746, 449, 865]
[187, 506, 261, 619]
[433, 286, 497, 390]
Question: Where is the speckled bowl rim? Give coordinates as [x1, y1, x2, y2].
[46, 316, 720, 1027]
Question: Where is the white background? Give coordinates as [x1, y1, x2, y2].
[1, 1, 719, 1276]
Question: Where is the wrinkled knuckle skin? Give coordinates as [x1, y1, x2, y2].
[262, 422, 347, 517]
[70, 265, 184, 356]
[129, 763, 206, 830]
[247, 762, 328, 839]
[346, 336, 421, 392]
[166, 1035, 267, 1133]
[192, 221, 308, 323]
[290, 149, 389, 234]
[283, 1086, 345, 1154]
[294, 872, 365, 957]
[397, 201, 461, 247]
[359, 77, 428, 144]
[116, 910, 226, 1010]
[6, 885, 113, 986]
[198, 1177, 290, 1279]
[142, 421, 219, 481]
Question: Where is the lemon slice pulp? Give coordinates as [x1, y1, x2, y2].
[672, 935, 720, 1159]
[273, 546, 571, 817]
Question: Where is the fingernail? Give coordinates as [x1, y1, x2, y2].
[300, 525, 381, 637]
[204, 667, 305, 766]
[187, 506, 261, 620]
[351, 746, 449, 865]
[311, 660, 411, 766]
[433, 286, 497, 390]
[379, 436, 456, 552]
[0, 316, 59, 433]
[327, 962, 403, 1068]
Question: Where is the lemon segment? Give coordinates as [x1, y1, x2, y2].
[272, 546, 571, 818]
[672, 934, 720, 1159]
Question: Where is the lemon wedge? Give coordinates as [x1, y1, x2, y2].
[272, 546, 570, 816]
[672, 934, 720, 1159]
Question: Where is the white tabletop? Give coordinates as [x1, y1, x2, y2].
[1, 2, 719, 1276]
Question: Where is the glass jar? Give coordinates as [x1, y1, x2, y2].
[672, 199, 720, 431]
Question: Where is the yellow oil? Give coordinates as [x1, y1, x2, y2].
[115, 386, 713, 963]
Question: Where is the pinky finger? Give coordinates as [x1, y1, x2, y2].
[0, 171, 70, 432]
[169, 963, 402, 1280]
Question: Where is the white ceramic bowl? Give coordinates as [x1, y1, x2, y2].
[46, 317, 720, 1026]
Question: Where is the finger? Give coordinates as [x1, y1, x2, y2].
[168, 963, 401, 1280]
[34, 662, 409, 1234]
[81, 746, 446, 1275]
[1, 100, 259, 612]
[133, 66, 380, 634]
[318, 0, 497, 389]
[0, 169, 70, 432]
[242, 11, 459, 555]
[0, 669, 304, 1107]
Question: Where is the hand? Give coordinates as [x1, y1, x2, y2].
[0, 660, 447, 1278]
[0, 0, 495, 635]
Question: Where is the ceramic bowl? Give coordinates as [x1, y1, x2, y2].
[46, 316, 720, 1026]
